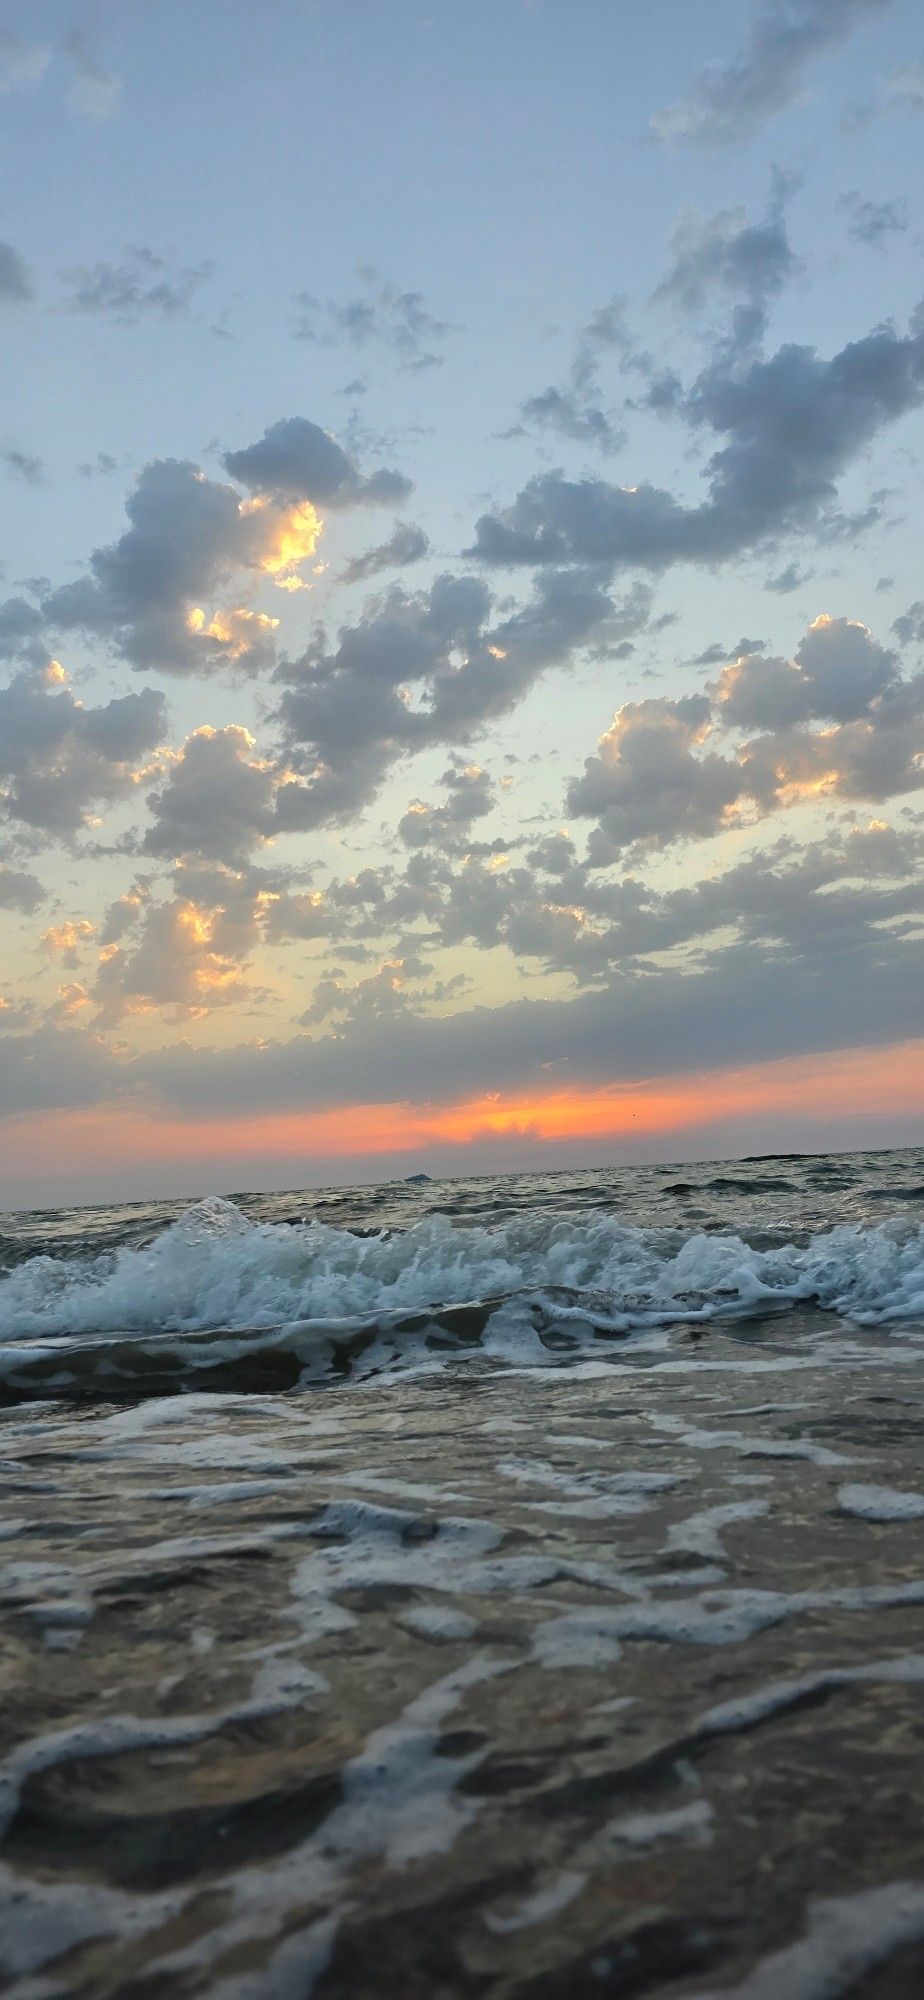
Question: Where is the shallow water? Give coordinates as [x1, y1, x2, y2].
[0, 1149, 923, 1995]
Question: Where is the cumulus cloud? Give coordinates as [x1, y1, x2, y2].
[0, 858, 45, 912]
[0, 598, 45, 659]
[715, 614, 898, 725]
[43, 455, 321, 674]
[339, 522, 430, 584]
[567, 693, 745, 854]
[223, 415, 411, 509]
[273, 565, 624, 830]
[41, 919, 96, 968]
[471, 311, 924, 573]
[62, 247, 212, 322]
[0, 662, 166, 835]
[567, 614, 923, 859]
[93, 897, 252, 1023]
[142, 725, 281, 866]
[397, 762, 497, 854]
[0, 240, 34, 304]
[651, 0, 890, 147]
[39, 420, 411, 678]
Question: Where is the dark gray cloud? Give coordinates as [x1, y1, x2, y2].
[0, 597, 45, 659]
[0, 858, 45, 912]
[716, 615, 898, 725]
[142, 725, 280, 866]
[471, 312, 924, 573]
[273, 565, 623, 831]
[0, 664, 166, 835]
[837, 190, 908, 244]
[41, 443, 357, 675]
[567, 693, 744, 854]
[223, 416, 411, 509]
[339, 522, 430, 584]
[0, 240, 33, 304]
[43, 458, 262, 674]
[651, 0, 890, 147]
[62, 246, 212, 322]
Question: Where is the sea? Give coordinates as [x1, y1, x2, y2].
[1, 1146, 923, 1996]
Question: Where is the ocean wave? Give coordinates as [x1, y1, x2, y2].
[0, 1196, 921, 1363]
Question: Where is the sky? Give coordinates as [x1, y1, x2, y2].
[1, 0, 923, 1204]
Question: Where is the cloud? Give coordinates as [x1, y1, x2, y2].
[0, 859, 45, 912]
[23, 900, 917, 1126]
[93, 897, 253, 1023]
[62, 247, 212, 322]
[339, 522, 430, 584]
[0, 598, 45, 659]
[41, 919, 96, 968]
[654, 186, 797, 337]
[223, 416, 411, 509]
[63, 28, 121, 120]
[0, 30, 50, 93]
[892, 601, 924, 647]
[397, 762, 497, 854]
[470, 311, 924, 573]
[0, 662, 166, 835]
[837, 191, 908, 244]
[519, 385, 623, 454]
[2, 446, 44, 484]
[514, 297, 631, 457]
[43, 454, 325, 674]
[294, 268, 452, 369]
[273, 566, 623, 831]
[651, 0, 890, 147]
[0, 240, 33, 305]
[715, 614, 898, 725]
[765, 560, 811, 593]
[141, 725, 281, 866]
[567, 693, 744, 853]
[567, 614, 922, 859]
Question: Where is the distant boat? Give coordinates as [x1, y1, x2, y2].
[404, 1172, 433, 1184]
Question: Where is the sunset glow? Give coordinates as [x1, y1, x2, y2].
[6, 1041, 921, 1193]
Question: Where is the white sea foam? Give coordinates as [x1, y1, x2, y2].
[0, 1201, 921, 1345]
[687, 1879, 924, 2000]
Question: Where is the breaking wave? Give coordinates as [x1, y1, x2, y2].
[0, 1193, 921, 1402]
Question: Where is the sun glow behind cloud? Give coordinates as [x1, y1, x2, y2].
[5, 1041, 921, 1196]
